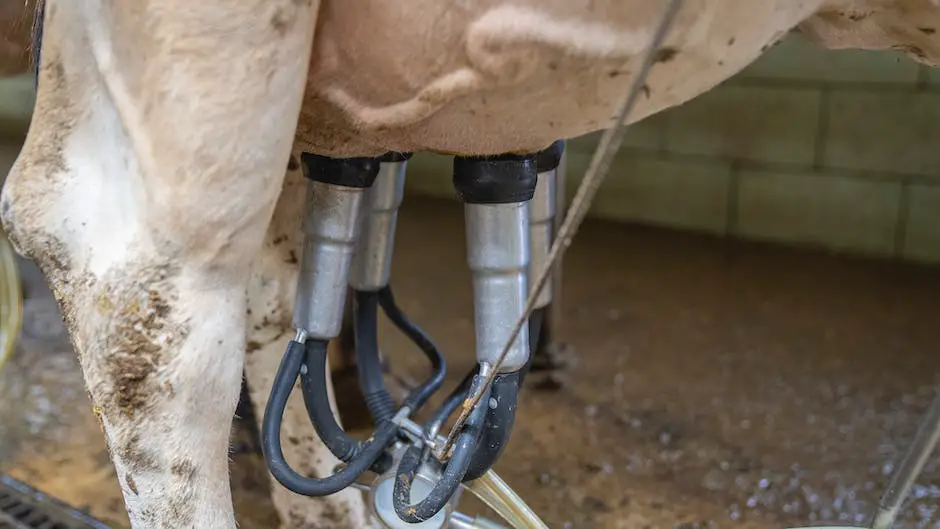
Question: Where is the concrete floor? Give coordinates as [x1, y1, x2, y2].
[1, 194, 939, 528]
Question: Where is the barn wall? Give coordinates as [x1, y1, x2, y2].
[405, 34, 940, 264]
[0, 74, 33, 179]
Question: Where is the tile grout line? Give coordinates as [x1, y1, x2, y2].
[728, 76, 929, 94]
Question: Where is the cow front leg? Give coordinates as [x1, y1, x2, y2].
[1, 0, 318, 527]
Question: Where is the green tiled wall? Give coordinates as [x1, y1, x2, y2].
[406, 33, 940, 264]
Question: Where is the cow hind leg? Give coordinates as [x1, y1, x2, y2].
[1, 0, 318, 527]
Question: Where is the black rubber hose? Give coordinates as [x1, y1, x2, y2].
[427, 306, 543, 436]
[377, 285, 446, 411]
[426, 366, 477, 435]
[299, 339, 363, 462]
[354, 290, 397, 422]
[299, 338, 394, 473]
[406, 309, 543, 496]
[261, 339, 397, 496]
[463, 308, 544, 479]
[463, 370, 521, 481]
[393, 375, 492, 523]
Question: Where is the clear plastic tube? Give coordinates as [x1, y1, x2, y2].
[449, 512, 506, 529]
[0, 230, 22, 372]
[464, 471, 548, 529]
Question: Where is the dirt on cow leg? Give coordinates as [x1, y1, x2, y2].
[0, 268, 282, 529]
[0, 255, 279, 529]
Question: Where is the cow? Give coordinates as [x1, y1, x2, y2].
[2, 0, 939, 528]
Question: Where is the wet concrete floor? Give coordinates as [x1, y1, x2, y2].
[1, 195, 939, 529]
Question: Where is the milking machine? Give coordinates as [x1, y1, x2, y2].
[256, 129, 940, 529]
[260, 145, 563, 528]
[256, 1, 940, 523]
